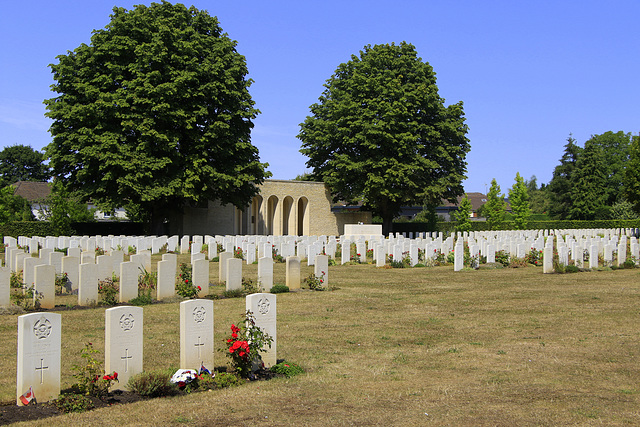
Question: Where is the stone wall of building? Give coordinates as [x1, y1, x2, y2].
[180, 179, 371, 236]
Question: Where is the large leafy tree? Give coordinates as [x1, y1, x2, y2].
[569, 139, 607, 220]
[0, 186, 34, 224]
[298, 42, 470, 235]
[548, 135, 582, 219]
[509, 172, 530, 229]
[0, 144, 50, 188]
[583, 131, 631, 206]
[624, 134, 640, 214]
[44, 2, 269, 234]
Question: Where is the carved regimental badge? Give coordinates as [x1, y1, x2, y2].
[33, 316, 52, 339]
[193, 306, 206, 323]
[257, 298, 270, 315]
[120, 314, 135, 331]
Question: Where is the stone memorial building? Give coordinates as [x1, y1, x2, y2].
[180, 180, 370, 237]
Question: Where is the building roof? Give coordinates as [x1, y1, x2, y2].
[440, 192, 488, 211]
[11, 181, 51, 201]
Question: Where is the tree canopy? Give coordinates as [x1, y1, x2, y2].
[509, 172, 530, 229]
[548, 135, 581, 219]
[44, 1, 269, 233]
[454, 194, 472, 232]
[298, 42, 470, 234]
[483, 178, 506, 229]
[0, 144, 50, 188]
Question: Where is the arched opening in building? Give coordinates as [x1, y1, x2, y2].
[251, 196, 263, 235]
[282, 196, 294, 235]
[267, 195, 279, 235]
[297, 197, 309, 236]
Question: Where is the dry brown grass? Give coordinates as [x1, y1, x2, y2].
[1, 260, 640, 426]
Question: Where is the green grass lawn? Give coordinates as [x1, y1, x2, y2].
[1, 259, 639, 426]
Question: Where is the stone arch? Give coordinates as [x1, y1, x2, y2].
[266, 195, 279, 235]
[282, 196, 294, 235]
[251, 195, 263, 235]
[297, 196, 309, 236]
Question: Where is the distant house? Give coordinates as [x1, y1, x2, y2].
[436, 192, 490, 221]
[11, 181, 51, 220]
[10, 181, 128, 221]
[395, 192, 507, 222]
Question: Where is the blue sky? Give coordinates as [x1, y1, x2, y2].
[1, 1, 638, 194]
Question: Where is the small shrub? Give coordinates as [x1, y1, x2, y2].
[221, 311, 273, 379]
[55, 272, 71, 295]
[130, 289, 153, 306]
[222, 289, 244, 298]
[12, 285, 43, 311]
[71, 343, 118, 398]
[495, 250, 510, 267]
[52, 394, 94, 413]
[127, 245, 136, 255]
[524, 249, 543, 266]
[623, 258, 637, 269]
[389, 260, 405, 268]
[564, 265, 580, 273]
[138, 267, 157, 291]
[10, 270, 24, 288]
[234, 247, 245, 260]
[242, 277, 259, 294]
[98, 278, 119, 306]
[127, 369, 178, 397]
[270, 284, 290, 294]
[176, 263, 199, 299]
[509, 257, 527, 268]
[328, 258, 337, 266]
[303, 273, 325, 291]
[270, 361, 304, 378]
[212, 372, 243, 389]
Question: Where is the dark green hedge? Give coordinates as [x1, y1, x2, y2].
[392, 220, 640, 234]
[1, 221, 146, 238]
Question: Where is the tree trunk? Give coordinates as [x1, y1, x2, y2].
[382, 214, 393, 237]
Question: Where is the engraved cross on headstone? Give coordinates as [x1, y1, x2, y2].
[194, 336, 204, 359]
[121, 348, 132, 372]
[35, 358, 49, 384]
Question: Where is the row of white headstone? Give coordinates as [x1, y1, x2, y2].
[0, 244, 331, 309]
[16, 293, 277, 406]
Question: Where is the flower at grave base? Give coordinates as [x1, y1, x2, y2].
[197, 286, 201, 291]
[231, 324, 240, 333]
[232, 332, 238, 338]
[185, 279, 188, 283]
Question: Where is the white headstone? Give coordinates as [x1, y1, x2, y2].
[119, 261, 138, 303]
[105, 306, 143, 390]
[315, 255, 329, 288]
[218, 252, 233, 283]
[226, 258, 242, 291]
[49, 252, 63, 275]
[157, 259, 177, 301]
[257, 257, 273, 292]
[78, 263, 98, 306]
[246, 293, 276, 368]
[96, 254, 114, 281]
[62, 256, 79, 292]
[17, 313, 61, 404]
[0, 267, 10, 307]
[192, 259, 209, 298]
[285, 256, 301, 290]
[180, 299, 214, 370]
[34, 264, 55, 309]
